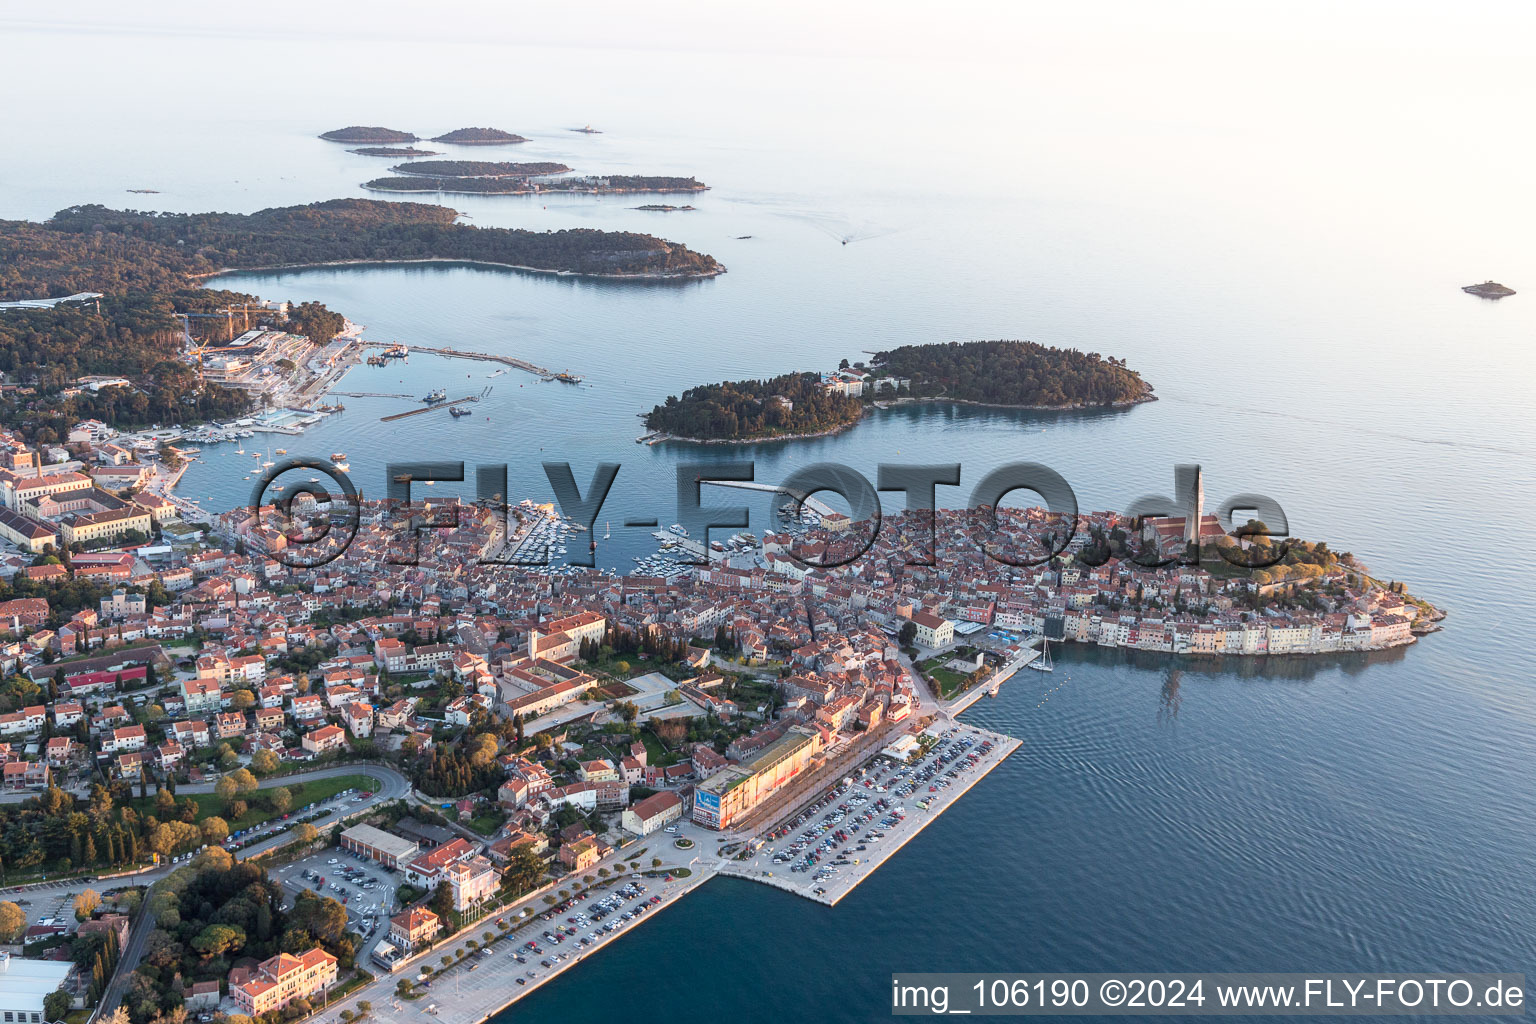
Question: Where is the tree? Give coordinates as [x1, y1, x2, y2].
[251, 749, 280, 774]
[214, 776, 239, 806]
[228, 799, 248, 820]
[0, 902, 23, 942]
[898, 620, 917, 646]
[199, 817, 230, 845]
[230, 690, 256, 711]
[292, 823, 320, 845]
[44, 989, 71, 1021]
[287, 889, 349, 947]
[192, 923, 246, 959]
[267, 787, 293, 814]
[430, 881, 454, 920]
[74, 888, 101, 921]
[229, 768, 259, 794]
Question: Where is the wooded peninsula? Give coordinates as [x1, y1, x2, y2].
[0, 200, 722, 438]
[643, 340, 1153, 442]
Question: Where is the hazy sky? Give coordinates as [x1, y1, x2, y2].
[7, 1, 1535, 62]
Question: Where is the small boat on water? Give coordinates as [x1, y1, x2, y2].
[450, 406, 471, 418]
[1029, 637, 1054, 673]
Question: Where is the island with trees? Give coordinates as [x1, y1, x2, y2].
[643, 372, 865, 442]
[635, 204, 696, 212]
[429, 127, 529, 144]
[871, 339, 1153, 408]
[365, 173, 709, 197]
[348, 146, 441, 158]
[385, 160, 572, 178]
[319, 126, 419, 143]
[642, 340, 1152, 442]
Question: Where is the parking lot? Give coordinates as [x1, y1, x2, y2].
[399, 870, 701, 1015]
[13, 886, 82, 937]
[733, 723, 1018, 903]
[270, 844, 399, 951]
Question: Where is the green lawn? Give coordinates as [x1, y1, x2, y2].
[130, 773, 376, 830]
[466, 811, 507, 836]
[638, 729, 681, 767]
[926, 665, 969, 698]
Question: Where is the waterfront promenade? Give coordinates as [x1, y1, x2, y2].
[313, 719, 1018, 1024]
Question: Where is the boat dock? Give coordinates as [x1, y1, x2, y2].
[379, 394, 483, 422]
[948, 643, 1042, 715]
[361, 342, 552, 377]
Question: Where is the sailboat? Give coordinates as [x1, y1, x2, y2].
[1029, 636, 1054, 673]
[604, 521, 611, 539]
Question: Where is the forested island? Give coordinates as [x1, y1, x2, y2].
[642, 340, 1152, 442]
[645, 372, 865, 441]
[429, 127, 529, 144]
[873, 339, 1152, 407]
[0, 200, 721, 439]
[636, 204, 696, 211]
[385, 160, 572, 178]
[349, 146, 441, 158]
[319, 126, 419, 143]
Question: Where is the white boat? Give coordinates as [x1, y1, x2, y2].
[1029, 637, 1054, 672]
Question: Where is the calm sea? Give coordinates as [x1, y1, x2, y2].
[3, 18, 1535, 1021]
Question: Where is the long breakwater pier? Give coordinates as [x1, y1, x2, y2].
[379, 396, 485, 423]
[360, 341, 552, 377]
[701, 478, 837, 518]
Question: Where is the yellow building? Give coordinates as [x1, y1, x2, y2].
[0, 506, 57, 553]
[59, 504, 153, 546]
